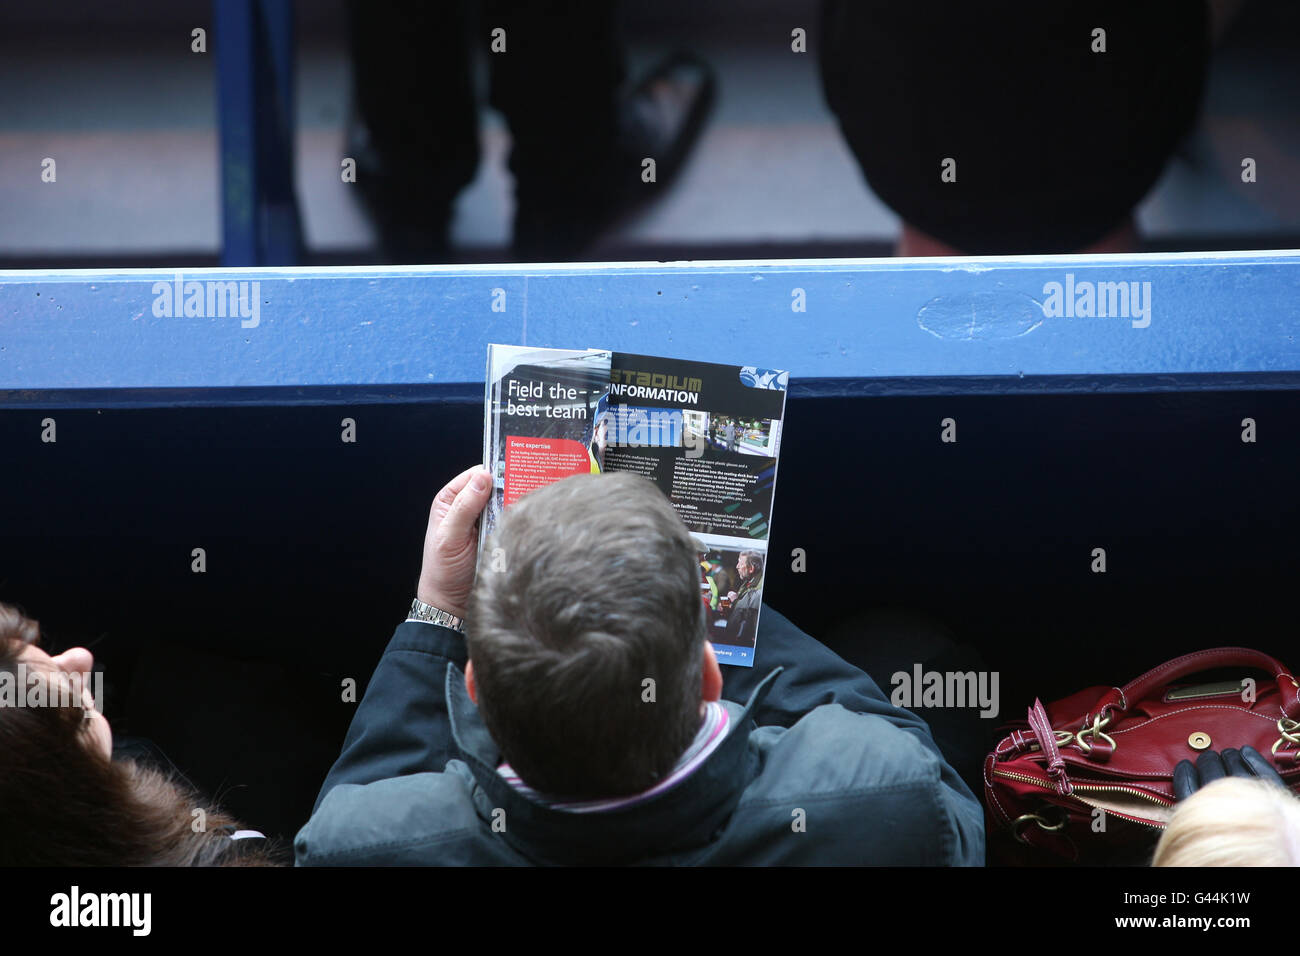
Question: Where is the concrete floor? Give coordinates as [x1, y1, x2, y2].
[1, 1, 1297, 264]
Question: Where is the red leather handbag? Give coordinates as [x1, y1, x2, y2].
[984, 647, 1300, 864]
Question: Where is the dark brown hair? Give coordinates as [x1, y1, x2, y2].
[0, 603, 279, 866]
[468, 472, 706, 798]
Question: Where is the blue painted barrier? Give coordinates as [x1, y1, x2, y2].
[2, 252, 1298, 401]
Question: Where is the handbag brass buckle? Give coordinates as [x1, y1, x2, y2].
[1075, 714, 1116, 754]
[1011, 807, 1068, 844]
[1272, 718, 1300, 760]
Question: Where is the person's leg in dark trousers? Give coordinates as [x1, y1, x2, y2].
[483, 0, 626, 260]
[346, 0, 481, 262]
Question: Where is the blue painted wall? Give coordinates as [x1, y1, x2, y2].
[3, 252, 1298, 401]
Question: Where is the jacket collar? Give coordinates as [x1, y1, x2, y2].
[445, 663, 782, 865]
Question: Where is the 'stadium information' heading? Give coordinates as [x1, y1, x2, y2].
[610, 368, 703, 405]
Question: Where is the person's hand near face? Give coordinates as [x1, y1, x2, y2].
[416, 466, 494, 619]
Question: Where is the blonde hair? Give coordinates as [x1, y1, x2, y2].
[1153, 777, 1300, 867]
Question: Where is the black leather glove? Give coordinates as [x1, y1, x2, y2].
[1172, 745, 1286, 801]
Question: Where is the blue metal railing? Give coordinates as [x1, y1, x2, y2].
[214, 0, 301, 266]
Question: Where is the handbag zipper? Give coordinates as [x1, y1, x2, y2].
[990, 768, 1172, 827]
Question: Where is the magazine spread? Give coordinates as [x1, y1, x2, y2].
[481, 343, 788, 667]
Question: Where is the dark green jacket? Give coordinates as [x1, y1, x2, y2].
[295, 607, 984, 865]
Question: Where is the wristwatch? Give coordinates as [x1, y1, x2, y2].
[408, 598, 467, 634]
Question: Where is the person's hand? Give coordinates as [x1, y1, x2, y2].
[1172, 746, 1286, 801]
[416, 466, 493, 619]
[727, 591, 738, 602]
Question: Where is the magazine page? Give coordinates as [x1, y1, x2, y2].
[480, 344, 613, 551]
[604, 353, 789, 667]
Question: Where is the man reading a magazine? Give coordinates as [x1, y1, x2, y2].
[296, 467, 984, 865]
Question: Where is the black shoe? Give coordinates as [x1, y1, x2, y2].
[618, 51, 716, 191]
[512, 51, 716, 261]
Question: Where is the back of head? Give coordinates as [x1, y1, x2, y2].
[468, 472, 706, 798]
[1153, 777, 1300, 867]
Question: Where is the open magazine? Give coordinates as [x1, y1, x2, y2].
[480, 344, 788, 666]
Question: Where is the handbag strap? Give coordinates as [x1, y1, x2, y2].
[1091, 647, 1300, 722]
[1027, 699, 1072, 795]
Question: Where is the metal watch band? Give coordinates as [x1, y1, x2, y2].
[408, 598, 467, 633]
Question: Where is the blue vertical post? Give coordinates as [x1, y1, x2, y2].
[215, 0, 302, 266]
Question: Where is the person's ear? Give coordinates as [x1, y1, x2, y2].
[465, 659, 478, 705]
[701, 642, 723, 703]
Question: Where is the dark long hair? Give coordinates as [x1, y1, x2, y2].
[0, 603, 278, 866]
